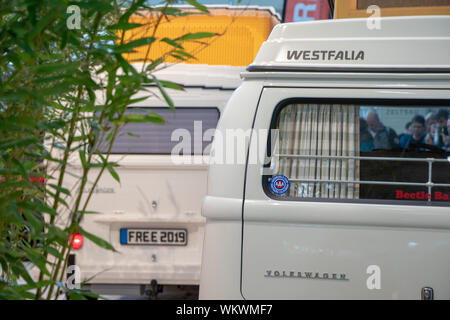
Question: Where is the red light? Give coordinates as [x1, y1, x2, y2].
[30, 177, 45, 183]
[70, 233, 83, 250]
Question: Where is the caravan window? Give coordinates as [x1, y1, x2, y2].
[95, 107, 219, 155]
[265, 100, 450, 205]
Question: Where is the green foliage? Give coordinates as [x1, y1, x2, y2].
[0, 0, 217, 299]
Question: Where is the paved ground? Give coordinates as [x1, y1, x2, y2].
[102, 285, 199, 300]
[15, 263, 199, 300]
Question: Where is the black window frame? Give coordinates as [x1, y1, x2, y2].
[262, 98, 450, 207]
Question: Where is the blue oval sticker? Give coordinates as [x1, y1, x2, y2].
[270, 175, 290, 195]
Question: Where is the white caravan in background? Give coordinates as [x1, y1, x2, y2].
[199, 16, 450, 300]
[43, 4, 281, 299]
[60, 63, 244, 297]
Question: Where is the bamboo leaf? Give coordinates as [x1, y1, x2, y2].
[160, 80, 184, 91]
[145, 57, 164, 72]
[35, 203, 58, 216]
[48, 184, 71, 196]
[12, 280, 54, 293]
[0, 137, 38, 150]
[128, 95, 151, 104]
[161, 37, 183, 49]
[107, 22, 143, 31]
[79, 150, 87, 169]
[106, 164, 120, 184]
[118, 0, 147, 25]
[21, 209, 44, 233]
[46, 225, 69, 244]
[160, 7, 205, 17]
[114, 37, 156, 53]
[35, 62, 80, 74]
[120, 113, 165, 124]
[182, 0, 208, 12]
[170, 53, 185, 61]
[44, 190, 70, 209]
[173, 50, 196, 60]
[127, 132, 140, 138]
[176, 32, 216, 41]
[45, 246, 64, 260]
[78, 227, 116, 252]
[69, 1, 113, 12]
[29, 9, 59, 36]
[75, 210, 100, 215]
[67, 292, 88, 300]
[19, 246, 51, 277]
[151, 75, 175, 111]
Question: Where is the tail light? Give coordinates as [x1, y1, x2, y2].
[30, 177, 45, 183]
[70, 232, 83, 250]
[0, 177, 45, 183]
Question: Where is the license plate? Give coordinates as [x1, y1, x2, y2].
[120, 228, 187, 246]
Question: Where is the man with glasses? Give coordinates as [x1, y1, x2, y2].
[400, 115, 427, 150]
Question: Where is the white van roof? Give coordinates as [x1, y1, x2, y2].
[115, 63, 244, 90]
[248, 16, 450, 73]
[152, 63, 244, 89]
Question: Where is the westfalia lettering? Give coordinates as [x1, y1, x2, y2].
[287, 50, 365, 61]
[396, 190, 450, 201]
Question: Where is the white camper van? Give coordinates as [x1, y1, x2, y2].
[199, 16, 450, 300]
[62, 63, 244, 297]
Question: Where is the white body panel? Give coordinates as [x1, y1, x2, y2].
[242, 87, 450, 299]
[64, 157, 207, 285]
[200, 16, 450, 299]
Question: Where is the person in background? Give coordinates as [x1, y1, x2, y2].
[365, 110, 399, 150]
[444, 118, 450, 151]
[425, 111, 436, 135]
[426, 122, 437, 145]
[360, 117, 374, 152]
[400, 115, 426, 149]
[398, 121, 412, 142]
[436, 109, 449, 132]
[428, 109, 449, 148]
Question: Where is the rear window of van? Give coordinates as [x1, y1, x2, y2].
[95, 107, 219, 155]
[265, 101, 450, 205]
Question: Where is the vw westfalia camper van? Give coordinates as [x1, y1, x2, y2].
[199, 16, 450, 300]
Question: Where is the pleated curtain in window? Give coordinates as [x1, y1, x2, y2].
[274, 104, 360, 199]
